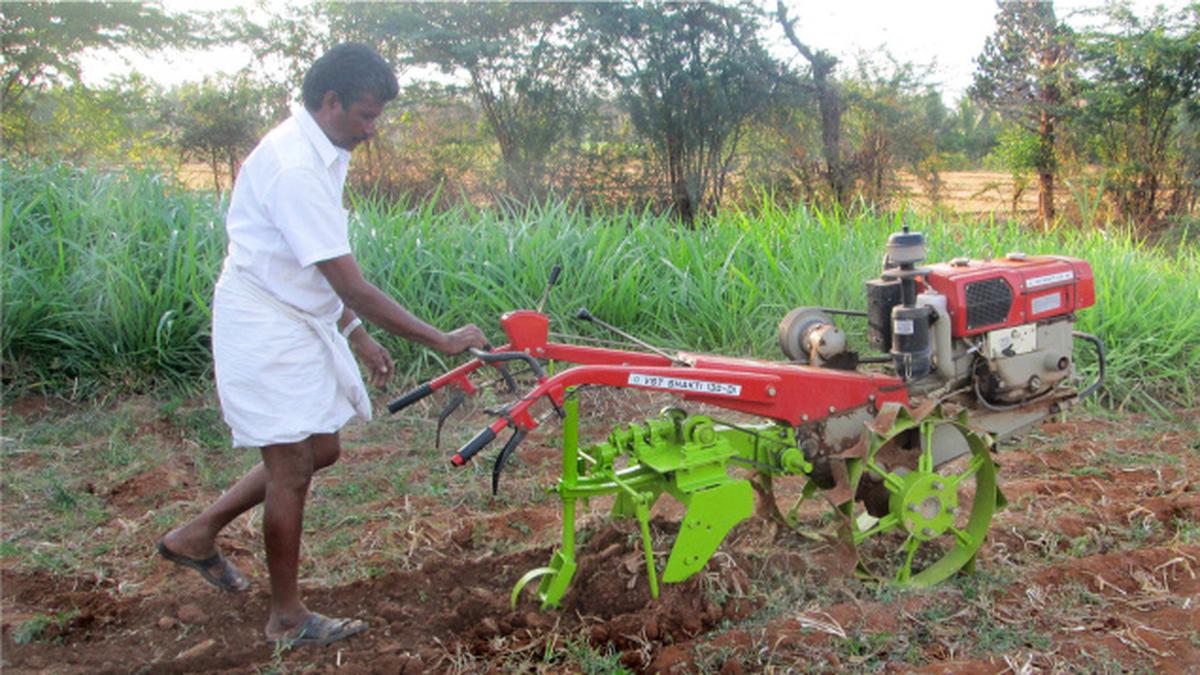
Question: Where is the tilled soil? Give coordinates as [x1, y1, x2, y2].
[3, 396, 1199, 673]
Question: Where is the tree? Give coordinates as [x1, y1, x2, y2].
[775, 1, 851, 208]
[238, 2, 334, 98]
[327, 2, 587, 203]
[0, 2, 193, 104]
[1, 75, 168, 162]
[943, 97, 1001, 167]
[972, 0, 1076, 226]
[163, 78, 268, 192]
[588, 2, 785, 223]
[1076, 3, 1200, 223]
[841, 57, 949, 207]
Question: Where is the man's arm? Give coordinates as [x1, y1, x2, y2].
[316, 253, 486, 355]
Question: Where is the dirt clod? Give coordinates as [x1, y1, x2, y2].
[176, 603, 207, 625]
[720, 658, 744, 675]
[651, 644, 691, 673]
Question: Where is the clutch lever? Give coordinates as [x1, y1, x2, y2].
[468, 347, 546, 380]
[481, 343, 519, 393]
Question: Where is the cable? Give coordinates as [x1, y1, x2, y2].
[1072, 331, 1105, 401]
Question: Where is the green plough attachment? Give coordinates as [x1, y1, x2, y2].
[512, 396, 1004, 609]
[513, 394, 806, 610]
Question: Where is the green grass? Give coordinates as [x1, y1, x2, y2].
[4, 160, 1199, 412]
[11, 610, 79, 645]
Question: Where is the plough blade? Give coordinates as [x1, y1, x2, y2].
[663, 479, 754, 582]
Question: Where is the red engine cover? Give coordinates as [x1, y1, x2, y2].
[922, 254, 1095, 337]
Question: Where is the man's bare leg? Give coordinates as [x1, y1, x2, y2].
[160, 433, 342, 588]
[260, 436, 316, 630]
[258, 432, 359, 642]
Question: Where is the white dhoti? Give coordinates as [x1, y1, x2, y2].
[212, 264, 371, 448]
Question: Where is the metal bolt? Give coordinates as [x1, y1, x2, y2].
[922, 528, 936, 537]
[868, 394, 876, 403]
[802, 414, 809, 422]
[767, 386, 776, 397]
[907, 504, 918, 512]
[828, 406, 836, 414]
[947, 507, 958, 516]
[932, 481, 943, 491]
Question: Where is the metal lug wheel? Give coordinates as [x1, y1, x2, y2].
[846, 407, 997, 587]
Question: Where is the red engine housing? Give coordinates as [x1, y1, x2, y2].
[922, 254, 1095, 337]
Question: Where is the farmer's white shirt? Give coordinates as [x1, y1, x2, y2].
[212, 106, 370, 448]
[224, 105, 353, 318]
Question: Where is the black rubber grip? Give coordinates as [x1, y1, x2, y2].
[387, 383, 434, 414]
[451, 427, 497, 466]
[548, 264, 561, 286]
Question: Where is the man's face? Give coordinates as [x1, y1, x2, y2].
[319, 91, 384, 151]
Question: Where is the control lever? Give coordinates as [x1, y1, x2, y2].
[469, 347, 546, 380]
[536, 264, 562, 313]
[575, 308, 685, 365]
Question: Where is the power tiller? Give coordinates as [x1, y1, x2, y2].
[387, 227, 1104, 609]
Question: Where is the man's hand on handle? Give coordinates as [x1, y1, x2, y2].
[438, 324, 487, 355]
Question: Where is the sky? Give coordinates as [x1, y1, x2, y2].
[83, 0, 1194, 103]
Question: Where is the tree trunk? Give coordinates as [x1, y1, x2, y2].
[209, 151, 222, 193]
[1038, 171, 1054, 228]
[1037, 109, 1055, 227]
[667, 135, 694, 226]
[815, 69, 847, 208]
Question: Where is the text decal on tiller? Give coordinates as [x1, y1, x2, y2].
[627, 373, 743, 397]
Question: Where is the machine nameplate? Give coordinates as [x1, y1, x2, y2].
[1030, 293, 1062, 314]
[628, 374, 742, 397]
[1026, 271, 1074, 288]
[894, 319, 914, 335]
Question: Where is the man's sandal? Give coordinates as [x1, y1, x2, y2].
[156, 539, 251, 593]
[268, 613, 368, 648]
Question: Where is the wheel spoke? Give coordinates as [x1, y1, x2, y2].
[855, 513, 900, 543]
[948, 454, 986, 489]
[918, 421, 935, 474]
[950, 526, 974, 547]
[865, 459, 905, 492]
[895, 537, 920, 584]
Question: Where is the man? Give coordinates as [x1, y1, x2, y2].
[156, 44, 486, 647]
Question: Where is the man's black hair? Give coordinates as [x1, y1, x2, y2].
[302, 43, 399, 111]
